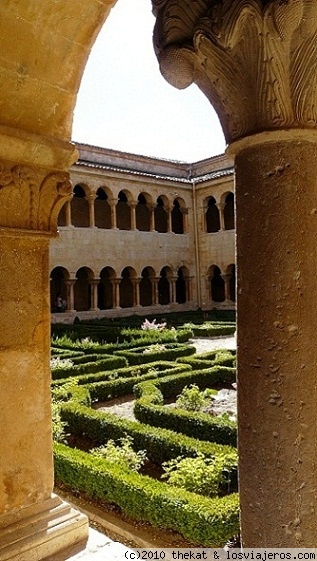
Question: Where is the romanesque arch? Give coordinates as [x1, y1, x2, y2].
[95, 187, 112, 229]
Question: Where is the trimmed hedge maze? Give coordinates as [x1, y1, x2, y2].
[51, 320, 239, 547]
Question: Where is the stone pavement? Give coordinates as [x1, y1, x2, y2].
[44, 527, 133, 561]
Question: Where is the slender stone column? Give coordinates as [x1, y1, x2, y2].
[166, 207, 172, 233]
[65, 200, 72, 227]
[216, 203, 225, 231]
[87, 194, 96, 228]
[152, 0, 317, 545]
[131, 278, 141, 307]
[130, 201, 137, 230]
[89, 278, 100, 311]
[149, 204, 156, 232]
[112, 278, 121, 308]
[152, 277, 160, 305]
[221, 273, 231, 302]
[0, 129, 88, 560]
[65, 278, 76, 311]
[170, 276, 177, 304]
[109, 199, 118, 229]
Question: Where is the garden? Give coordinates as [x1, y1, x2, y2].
[51, 311, 238, 548]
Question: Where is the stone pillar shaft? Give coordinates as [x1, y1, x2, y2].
[0, 233, 52, 513]
[235, 135, 317, 547]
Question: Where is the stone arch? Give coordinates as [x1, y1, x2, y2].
[176, 265, 189, 304]
[74, 266, 94, 311]
[208, 265, 225, 303]
[71, 184, 90, 228]
[116, 190, 132, 230]
[98, 266, 116, 310]
[136, 192, 152, 231]
[154, 195, 168, 233]
[95, 187, 112, 229]
[140, 266, 155, 306]
[226, 263, 236, 302]
[119, 266, 136, 308]
[222, 191, 235, 231]
[171, 197, 185, 234]
[205, 196, 220, 233]
[50, 266, 69, 312]
[158, 266, 172, 305]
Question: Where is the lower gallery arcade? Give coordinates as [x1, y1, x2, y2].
[50, 143, 236, 321]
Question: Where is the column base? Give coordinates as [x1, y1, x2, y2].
[0, 494, 89, 561]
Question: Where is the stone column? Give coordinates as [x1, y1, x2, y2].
[221, 273, 231, 302]
[112, 278, 121, 308]
[216, 202, 225, 231]
[130, 201, 137, 230]
[181, 207, 188, 233]
[65, 278, 76, 311]
[109, 199, 118, 229]
[131, 277, 141, 307]
[89, 278, 100, 311]
[152, 0, 317, 546]
[166, 206, 172, 233]
[149, 204, 156, 232]
[0, 129, 88, 560]
[87, 193, 96, 228]
[65, 200, 72, 227]
[170, 276, 177, 304]
[152, 277, 160, 305]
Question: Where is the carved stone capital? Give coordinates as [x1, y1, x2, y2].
[152, 0, 317, 143]
[0, 159, 72, 233]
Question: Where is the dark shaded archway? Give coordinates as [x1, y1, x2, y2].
[74, 267, 93, 311]
[116, 191, 131, 230]
[140, 267, 154, 306]
[158, 266, 171, 305]
[71, 184, 90, 228]
[50, 266, 69, 312]
[206, 196, 220, 233]
[209, 265, 225, 302]
[154, 196, 168, 233]
[98, 267, 115, 309]
[95, 187, 111, 229]
[136, 193, 151, 231]
[119, 267, 135, 308]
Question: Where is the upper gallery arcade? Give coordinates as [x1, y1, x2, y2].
[1, 0, 317, 558]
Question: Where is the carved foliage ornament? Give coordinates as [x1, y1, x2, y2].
[152, 0, 317, 142]
[0, 161, 72, 232]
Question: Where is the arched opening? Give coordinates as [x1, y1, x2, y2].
[171, 198, 184, 234]
[71, 184, 90, 228]
[227, 263, 236, 302]
[95, 187, 111, 229]
[224, 192, 235, 230]
[140, 267, 154, 306]
[158, 266, 171, 305]
[209, 265, 225, 302]
[206, 196, 220, 233]
[50, 267, 69, 312]
[136, 193, 151, 231]
[98, 267, 115, 309]
[74, 267, 93, 311]
[116, 191, 131, 230]
[154, 196, 168, 233]
[176, 267, 187, 304]
[119, 267, 135, 308]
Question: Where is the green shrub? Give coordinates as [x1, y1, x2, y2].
[175, 384, 216, 412]
[162, 452, 236, 497]
[54, 442, 239, 547]
[51, 355, 128, 380]
[114, 342, 196, 366]
[92, 436, 147, 473]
